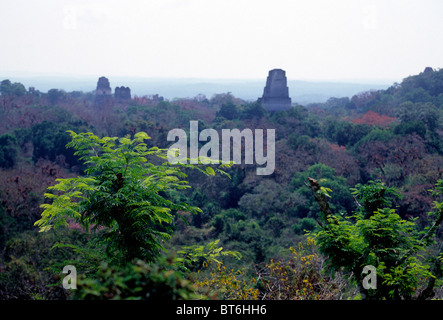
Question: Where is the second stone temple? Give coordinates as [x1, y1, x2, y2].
[259, 69, 292, 111]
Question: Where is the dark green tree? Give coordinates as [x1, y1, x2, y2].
[31, 121, 81, 166]
[47, 89, 67, 106]
[0, 79, 26, 96]
[397, 102, 440, 132]
[216, 102, 239, 120]
[240, 101, 267, 119]
[73, 259, 200, 300]
[0, 133, 18, 168]
[291, 163, 354, 218]
[287, 134, 317, 153]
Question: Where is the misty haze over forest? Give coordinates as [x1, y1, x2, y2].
[1, 75, 391, 105]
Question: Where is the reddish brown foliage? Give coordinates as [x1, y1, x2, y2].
[351, 110, 396, 127]
[0, 160, 73, 230]
[317, 140, 360, 185]
[328, 143, 346, 152]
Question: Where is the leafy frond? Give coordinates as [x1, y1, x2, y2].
[34, 130, 230, 264]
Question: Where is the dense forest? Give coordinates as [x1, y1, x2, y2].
[0, 67, 443, 300]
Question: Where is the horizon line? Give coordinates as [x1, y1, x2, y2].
[1, 71, 398, 85]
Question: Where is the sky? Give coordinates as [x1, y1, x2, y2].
[1, 0, 443, 82]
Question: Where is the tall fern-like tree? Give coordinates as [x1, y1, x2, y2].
[34, 131, 229, 264]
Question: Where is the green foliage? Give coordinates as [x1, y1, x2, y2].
[216, 102, 239, 120]
[313, 214, 364, 273]
[176, 239, 241, 272]
[287, 134, 318, 153]
[73, 258, 200, 300]
[211, 208, 246, 236]
[0, 204, 15, 249]
[398, 68, 443, 102]
[49, 240, 107, 276]
[31, 121, 82, 166]
[397, 102, 440, 132]
[240, 101, 267, 119]
[0, 133, 18, 168]
[47, 89, 67, 106]
[125, 101, 207, 134]
[394, 120, 427, 138]
[238, 179, 291, 217]
[0, 229, 90, 299]
[309, 179, 443, 300]
[350, 180, 402, 218]
[0, 79, 26, 96]
[353, 127, 396, 151]
[213, 209, 267, 263]
[292, 217, 318, 235]
[357, 208, 432, 299]
[291, 163, 354, 218]
[210, 92, 235, 107]
[325, 120, 372, 147]
[34, 131, 228, 264]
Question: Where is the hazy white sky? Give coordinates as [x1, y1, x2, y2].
[1, 0, 442, 82]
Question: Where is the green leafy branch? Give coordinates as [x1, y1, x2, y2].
[34, 131, 231, 264]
